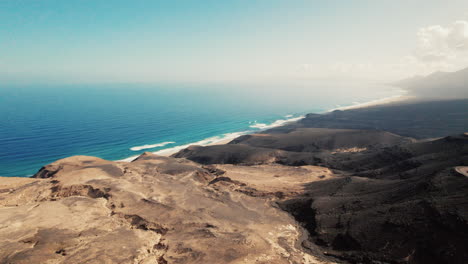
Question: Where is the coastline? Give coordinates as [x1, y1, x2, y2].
[119, 131, 249, 161]
[1, 83, 409, 177]
[119, 115, 305, 161]
[119, 91, 409, 162]
[327, 92, 410, 112]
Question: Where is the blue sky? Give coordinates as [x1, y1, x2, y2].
[1, 0, 468, 84]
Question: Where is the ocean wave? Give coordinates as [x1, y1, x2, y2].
[119, 131, 250, 162]
[154, 131, 248, 156]
[249, 115, 304, 130]
[130, 141, 175, 151]
[119, 155, 140, 162]
[120, 115, 304, 162]
[327, 91, 408, 112]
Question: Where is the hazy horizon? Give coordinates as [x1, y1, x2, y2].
[2, 0, 468, 86]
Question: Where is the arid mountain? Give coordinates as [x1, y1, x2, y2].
[274, 99, 468, 139]
[173, 128, 414, 166]
[1, 99, 467, 264]
[1, 154, 334, 264]
[175, 130, 468, 263]
[174, 99, 468, 263]
[394, 67, 468, 99]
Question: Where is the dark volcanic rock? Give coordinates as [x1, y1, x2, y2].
[280, 169, 468, 263]
[230, 128, 412, 152]
[174, 129, 468, 263]
[273, 99, 468, 139]
[173, 128, 413, 167]
[173, 144, 286, 165]
[279, 135, 468, 264]
[323, 133, 468, 179]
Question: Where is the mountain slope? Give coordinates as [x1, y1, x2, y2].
[395, 67, 468, 99]
[0, 154, 333, 264]
[275, 99, 468, 139]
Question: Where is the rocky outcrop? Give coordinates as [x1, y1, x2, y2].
[174, 128, 468, 264]
[275, 134, 468, 263]
[280, 168, 468, 263]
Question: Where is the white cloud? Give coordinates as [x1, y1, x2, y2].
[294, 20, 468, 82]
[414, 20, 468, 62]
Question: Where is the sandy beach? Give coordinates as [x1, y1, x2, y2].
[120, 93, 410, 163]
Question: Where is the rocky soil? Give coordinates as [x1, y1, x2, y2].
[0, 154, 338, 264]
[175, 130, 468, 263]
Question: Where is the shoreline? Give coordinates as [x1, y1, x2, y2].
[4, 90, 410, 175]
[119, 115, 305, 161]
[119, 92, 408, 162]
[119, 131, 249, 161]
[326, 92, 410, 112]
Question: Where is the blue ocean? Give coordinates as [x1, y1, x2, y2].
[0, 82, 403, 177]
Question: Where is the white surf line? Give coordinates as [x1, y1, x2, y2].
[326, 91, 410, 113]
[130, 141, 175, 151]
[118, 131, 252, 162]
[119, 155, 140, 162]
[249, 115, 304, 130]
[119, 114, 306, 162]
[153, 131, 250, 156]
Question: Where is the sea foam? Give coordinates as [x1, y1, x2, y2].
[119, 131, 250, 162]
[130, 141, 175, 151]
[249, 116, 304, 130]
[154, 131, 248, 156]
[119, 115, 304, 162]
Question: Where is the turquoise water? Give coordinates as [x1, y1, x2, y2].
[0, 82, 402, 176]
